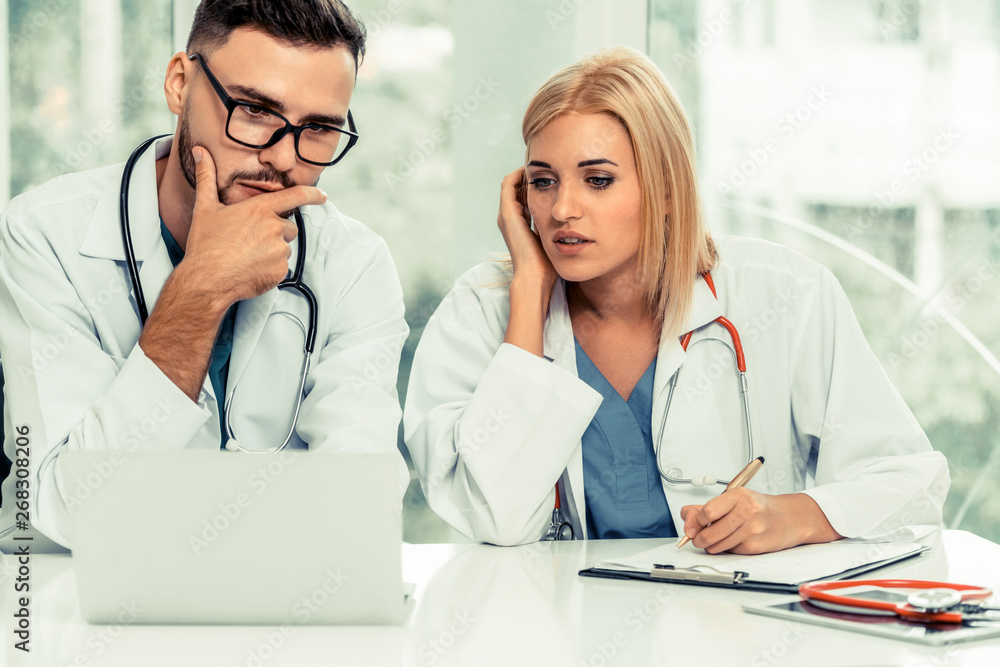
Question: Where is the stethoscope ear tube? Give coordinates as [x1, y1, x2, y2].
[119, 134, 170, 327]
[277, 211, 317, 354]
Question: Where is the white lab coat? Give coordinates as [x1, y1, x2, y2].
[0, 137, 409, 548]
[403, 236, 950, 546]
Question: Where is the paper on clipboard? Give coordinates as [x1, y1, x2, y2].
[590, 538, 927, 587]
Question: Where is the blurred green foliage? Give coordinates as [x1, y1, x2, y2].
[9, 0, 174, 193]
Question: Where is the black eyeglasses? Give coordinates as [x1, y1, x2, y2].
[188, 53, 359, 166]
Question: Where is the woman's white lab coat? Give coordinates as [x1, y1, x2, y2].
[403, 236, 950, 546]
[0, 137, 409, 547]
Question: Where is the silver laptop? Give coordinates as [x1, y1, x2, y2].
[62, 450, 408, 625]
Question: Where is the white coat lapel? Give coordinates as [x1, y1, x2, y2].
[227, 230, 301, 399]
[73, 138, 184, 361]
[541, 279, 589, 539]
[79, 137, 173, 263]
[651, 272, 726, 533]
[78, 137, 177, 322]
[134, 240, 174, 319]
[227, 289, 280, 404]
[650, 273, 724, 443]
[125, 137, 178, 315]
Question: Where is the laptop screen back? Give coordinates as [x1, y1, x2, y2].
[62, 450, 405, 625]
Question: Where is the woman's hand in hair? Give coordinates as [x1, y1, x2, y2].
[498, 168, 557, 289]
[498, 167, 559, 358]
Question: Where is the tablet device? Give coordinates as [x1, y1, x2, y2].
[743, 586, 1000, 646]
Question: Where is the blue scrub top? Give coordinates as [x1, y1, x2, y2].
[575, 339, 678, 539]
[160, 219, 237, 444]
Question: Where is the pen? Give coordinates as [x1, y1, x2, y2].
[676, 456, 765, 550]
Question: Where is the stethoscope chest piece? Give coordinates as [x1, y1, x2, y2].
[908, 589, 963, 614]
[664, 468, 718, 487]
[544, 480, 575, 541]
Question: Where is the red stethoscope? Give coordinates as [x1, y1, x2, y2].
[799, 579, 1000, 624]
[544, 272, 749, 540]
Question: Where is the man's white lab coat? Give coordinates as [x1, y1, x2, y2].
[0, 138, 409, 548]
[403, 236, 949, 546]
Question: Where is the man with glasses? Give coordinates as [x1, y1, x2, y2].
[0, 0, 409, 549]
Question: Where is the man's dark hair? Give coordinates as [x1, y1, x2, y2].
[187, 0, 367, 70]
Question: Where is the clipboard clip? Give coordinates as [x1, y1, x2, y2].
[650, 564, 749, 585]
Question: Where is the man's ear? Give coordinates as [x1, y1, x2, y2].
[163, 52, 193, 116]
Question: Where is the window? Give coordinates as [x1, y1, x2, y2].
[650, 0, 1000, 542]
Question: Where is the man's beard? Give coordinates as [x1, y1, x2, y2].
[176, 113, 299, 218]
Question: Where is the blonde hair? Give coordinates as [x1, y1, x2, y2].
[522, 47, 716, 339]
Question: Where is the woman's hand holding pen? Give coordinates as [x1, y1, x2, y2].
[497, 167, 558, 357]
[679, 491, 843, 555]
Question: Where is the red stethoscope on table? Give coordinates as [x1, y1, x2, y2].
[544, 273, 752, 541]
[799, 580, 1000, 624]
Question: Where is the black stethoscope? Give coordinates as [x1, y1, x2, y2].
[119, 135, 316, 453]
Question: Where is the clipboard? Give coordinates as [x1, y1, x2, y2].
[579, 539, 931, 593]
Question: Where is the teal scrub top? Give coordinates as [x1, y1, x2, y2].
[575, 339, 678, 539]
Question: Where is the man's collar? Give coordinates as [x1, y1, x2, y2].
[678, 272, 725, 340]
[79, 136, 174, 261]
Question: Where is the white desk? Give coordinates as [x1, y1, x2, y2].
[3, 530, 999, 666]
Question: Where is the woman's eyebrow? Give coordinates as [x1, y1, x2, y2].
[527, 159, 619, 168]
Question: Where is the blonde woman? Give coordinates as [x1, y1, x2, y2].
[403, 47, 948, 552]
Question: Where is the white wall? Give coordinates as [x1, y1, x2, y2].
[173, 0, 198, 52]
